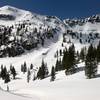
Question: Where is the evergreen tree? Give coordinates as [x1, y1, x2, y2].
[55, 58, 62, 71]
[10, 64, 13, 71]
[37, 60, 48, 79]
[23, 62, 27, 74]
[27, 68, 31, 83]
[59, 49, 62, 56]
[37, 67, 42, 79]
[85, 44, 97, 79]
[10, 66, 17, 79]
[62, 48, 68, 70]
[97, 41, 100, 63]
[21, 64, 24, 72]
[0, 65, 3, 78]
[76, 51, 80, 63]
[64, 44, 76, 75]
[5, 73, 10, 83]
[1, 66, 7, 80]
[63, 35, 66, 42]
[80, 47, 87, 62]
[30, 63, 33, 70]
[55, 59, 59, 71]
[50, 66, 56, 81]
[54, 50, 59, 58]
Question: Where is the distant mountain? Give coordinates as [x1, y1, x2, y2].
[0, 5, 67, 57]
[0, 5, 99, 57]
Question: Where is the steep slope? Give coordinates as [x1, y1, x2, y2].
[0, 5, 66, 30]
[0, 5, 67, 57]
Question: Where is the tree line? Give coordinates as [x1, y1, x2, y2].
[0, 42, 100, 84]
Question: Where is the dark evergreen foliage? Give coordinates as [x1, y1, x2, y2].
[10, 66, 17, 79]
[97, 41, 100, 63]
[50, 66, 56, 81]
[62, 44, 77, 75]
[37, 60, 48, 79]
[55, 58, 62, 71]
[27, 68, 31, 83]
[4, 73, 10, 83]
[85, 44, 98, 79]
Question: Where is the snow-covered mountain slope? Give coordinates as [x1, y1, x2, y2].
[0, 5, 99, 72]
[64, 15, 100, 34]
[0, 5, 100, 100]
[0, 5, 100, 73]
[1, 65, 100, 100]
[0, 5, 67, 58]
[0, 5, 66, 30]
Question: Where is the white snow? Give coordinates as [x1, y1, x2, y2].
[1, 67, 100, 100]
[0, 5, 100, 100]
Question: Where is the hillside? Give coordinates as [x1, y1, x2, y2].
[0, 5, 100, 100]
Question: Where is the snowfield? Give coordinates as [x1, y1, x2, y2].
[0, 32, 100, 100]
[1, 69, 100, 100]
[0, 5, 100, 100]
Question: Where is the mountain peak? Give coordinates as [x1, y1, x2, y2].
[1, 5, 17, 9]
[0, 5, 20, 12]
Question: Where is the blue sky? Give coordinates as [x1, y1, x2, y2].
[0, 0, 100, 19]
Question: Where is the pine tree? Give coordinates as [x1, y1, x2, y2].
[23, 62, 27, 74]
[62, 47, 68, 70]
[59, 49, 62, 56]
[10, 64, 13, 71]
[41, 60, 48, 79]
[27, 68, 31, 83]
[97, 41, 100, 63]
[50, 66, 56, 81]
[55, 58, 62, 71]
[5, 73, 10, 83]
[76, 51, 80, 63]
[37, 67, 42, 79]
[85, 44, 97, 79]
[63, 35, 66, 42]
[37, 60, 48, 79]
[56, 50, 59, 58]
[10, 66, 17, 79]
[64, 44, 76, 75]
[21, 64, 24, 72]
[0, 65, 3, 78]
[30, 63, 33, 70]
[1, 66, 7, 80]
[55, 59, 59, 71]
[80, 47, 87, 62]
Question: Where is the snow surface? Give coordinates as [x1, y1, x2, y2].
[0, 5, 100, 100]
[0, 29, 99, 100]
[1, 66, 100, 100]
